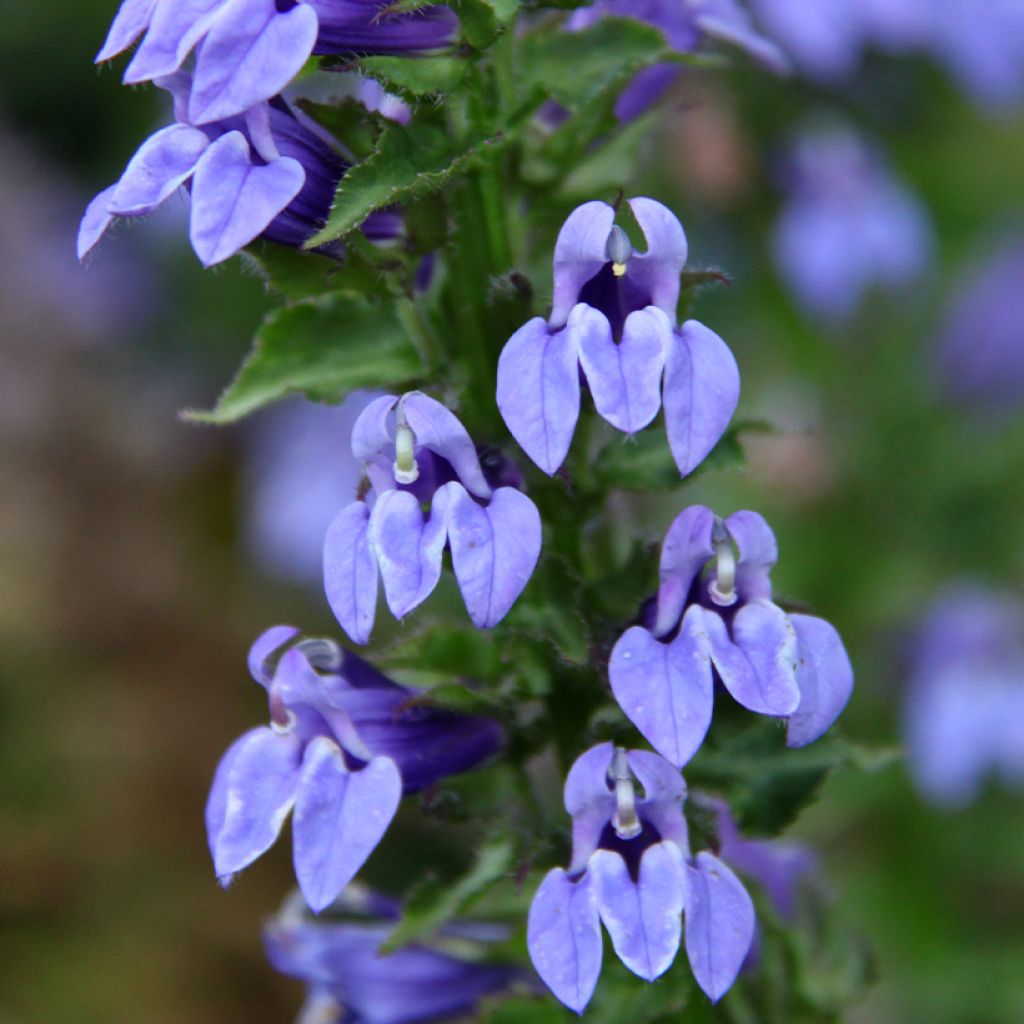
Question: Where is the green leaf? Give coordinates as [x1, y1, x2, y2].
[185, 291, 422, 424]
[240, 242, 345, 301]
[358, 54, 470, 97]
[460, 0, 520, 49]
[295, 97, 387, 160]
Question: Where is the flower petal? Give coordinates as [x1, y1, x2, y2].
[188, 0, 318, 123]
[206, 724, 302, 879]
[247, 624, 301, 686]
[724, 510, 777, 602]
[693, 606, 760, 706]
[786, 613, 853, 747]
[590, 843, 685, 981]
[189, 131, 305, 266]
[123, 0, 227, 83]
[684, 851, 755, 1003]
[576, 305, 670, 434]
[551, 201, 616, 327]
[653, 504, 715, 638]
[663, 319, 740, 477]
[627, 197, 688, 317]
[609, 611, 714, 769]
[728, 599, 800, 715]
[445, 483, 541, 628]
[108, 124, 211, 214]
[401, 392, 491, 499]
[324, 500, 379, 645]
[563, 742, 616, 872]
[293, 738, 402, 913]
[496, 317, 580, 476]
[78, 185, 118, 261]
[626, 750, 689, 850]
[96, 0, 158, 62]
[527, 868, 603, 1014]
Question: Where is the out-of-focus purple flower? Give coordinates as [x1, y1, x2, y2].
[609, 505, 853, 767]
[355, 77, 411, 124]
[906, 585, 1024, 808]
[265, 888, 521, 1024]
[206, 626, 502, 911]
[96, 0, 458, 125]
[773, 126, 931, 321]
[497, 198, 739, 478]
[79, 75, 400, 267]
[527, 743, 755, 1012]
[323, 392, 542, 644]
[933, 238, 1024, 413]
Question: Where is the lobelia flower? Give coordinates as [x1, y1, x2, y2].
[78, 75, 401, 267]
[568, 1, 788, 121]
[527, 743, 755, 1012]
[323, 392, 542, 645]
[206, 625, 502, 912]
[497, 198, 739, 479]
[265, 888, 521, 1024]
[95, 0, 458, 125]
[609, 505, 853, 768]
[773, 125, 931, 322]
[905, 585, 1024, 808]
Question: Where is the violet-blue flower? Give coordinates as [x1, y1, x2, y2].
[773, 125, 931, 321]
[527, 742, 755, 1012]
[206, 625, 502, 912]
[497, 198, 739, 478]
[265, 888, 520, 1024]
[609, 505, 853, 767]
[79, 76, 400, 267]
[323, 392, 542, 644]
[96, 0, 458, 125]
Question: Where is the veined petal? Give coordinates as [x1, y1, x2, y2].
[527, 868, 602, 1014]
[445, 483, 541, 629]
[496, 317, 580, 476]
[367, 488, 448, 620]
[189, 0, 319, 124]
[590, 843, 685, 981]
[663, 319, 740, 478]
[247, 624, 301, 686]
[654, 504, 715, 638]
[728, 600, 800, 715]
[694, 606, 760, 707]
[96, 0, 159, 62]
[627, 197, 688, 317]
[684, 851, 755, 1003]
[293, 739, 402, 913]
[787, 613, 853, 747]
[206, 725, 302, 879]
[551, 201, 616, 328]
[608, 612, 714, 769]
[324, 501, 379, 645]
[401, 392, 491, 499]
[108, 124, 210, 214]
[577, 305, 670, 434]
[724, 510, 777, 602]
[78, 185, 118, 261]
[189, 131, 305, 266]
[124, 0, 227, 83]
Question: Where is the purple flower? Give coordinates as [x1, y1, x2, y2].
[323, 392, 542, 644]
[96, 0, 458, 125]
[206, 625, 502, 911]
[79, 76, 400, 267]
[905, 585, 1024, 808]
[265, 888, 520, 1024]
[609, 505, 853, 767]
[527, 743, 755, 1012]
[497, 198, 740, 478]
[773, 126, 931, 321]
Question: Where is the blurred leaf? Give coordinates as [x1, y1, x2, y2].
[241, 243, 345, 301]
[295, 97, 387, 160]
[461, 0, 520, 48]
[380, 622, 507, 686]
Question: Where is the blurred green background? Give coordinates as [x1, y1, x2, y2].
[2, 2, 1024, 1021]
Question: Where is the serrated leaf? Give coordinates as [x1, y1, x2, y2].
[241, 242, 344, 301]
[358, 54, 470, 97]
[185, 291, 421, 423]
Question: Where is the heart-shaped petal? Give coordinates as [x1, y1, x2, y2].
[787, 613, 853, 747]
[324, 501, 379, 645]
[109, 124, 210, 214]
[729, 599, 801, 715]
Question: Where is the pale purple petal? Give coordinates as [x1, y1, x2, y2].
[444, 483, 541, 628]
[247, 624, 301, 685]
[786, 613, 853, 747]
[189, 131, 305, 266]
[654, 504, 715, 638]
[293, 739, 402, 913]
[350, 392, 399, 493]
[696, 4, 791, 74]
[551, 201, 616, 328]
[189, 0, 319, 124]
[96, 0, 158, 61]
[692, 605, 758, 699]
[124, 0, 227, 83]
[564, 741, 615, 816]
[627, 749, 689, 851]
[724, 510, 777, 602]
[627, 197, 688, 317]
[323, 501, 379, 645]
[728, 599, 800, 715]
[78, 185, 118, 261]
[576, 305, 670, 434]
[663, 319, 740, 477]
[496, 317, 580, 476]
[684, 851, 755, 1003]
[527, 868, 602, 1014]
[609, 611, 714, 769]
[207, 725, 302, 879]
[108, 124, 210, 214]
[590, 843, 685, 981]
[367, 489, 447, 620]
[401, 392, 491, 499]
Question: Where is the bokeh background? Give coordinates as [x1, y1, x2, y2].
[2, 2, 1024, 1021]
